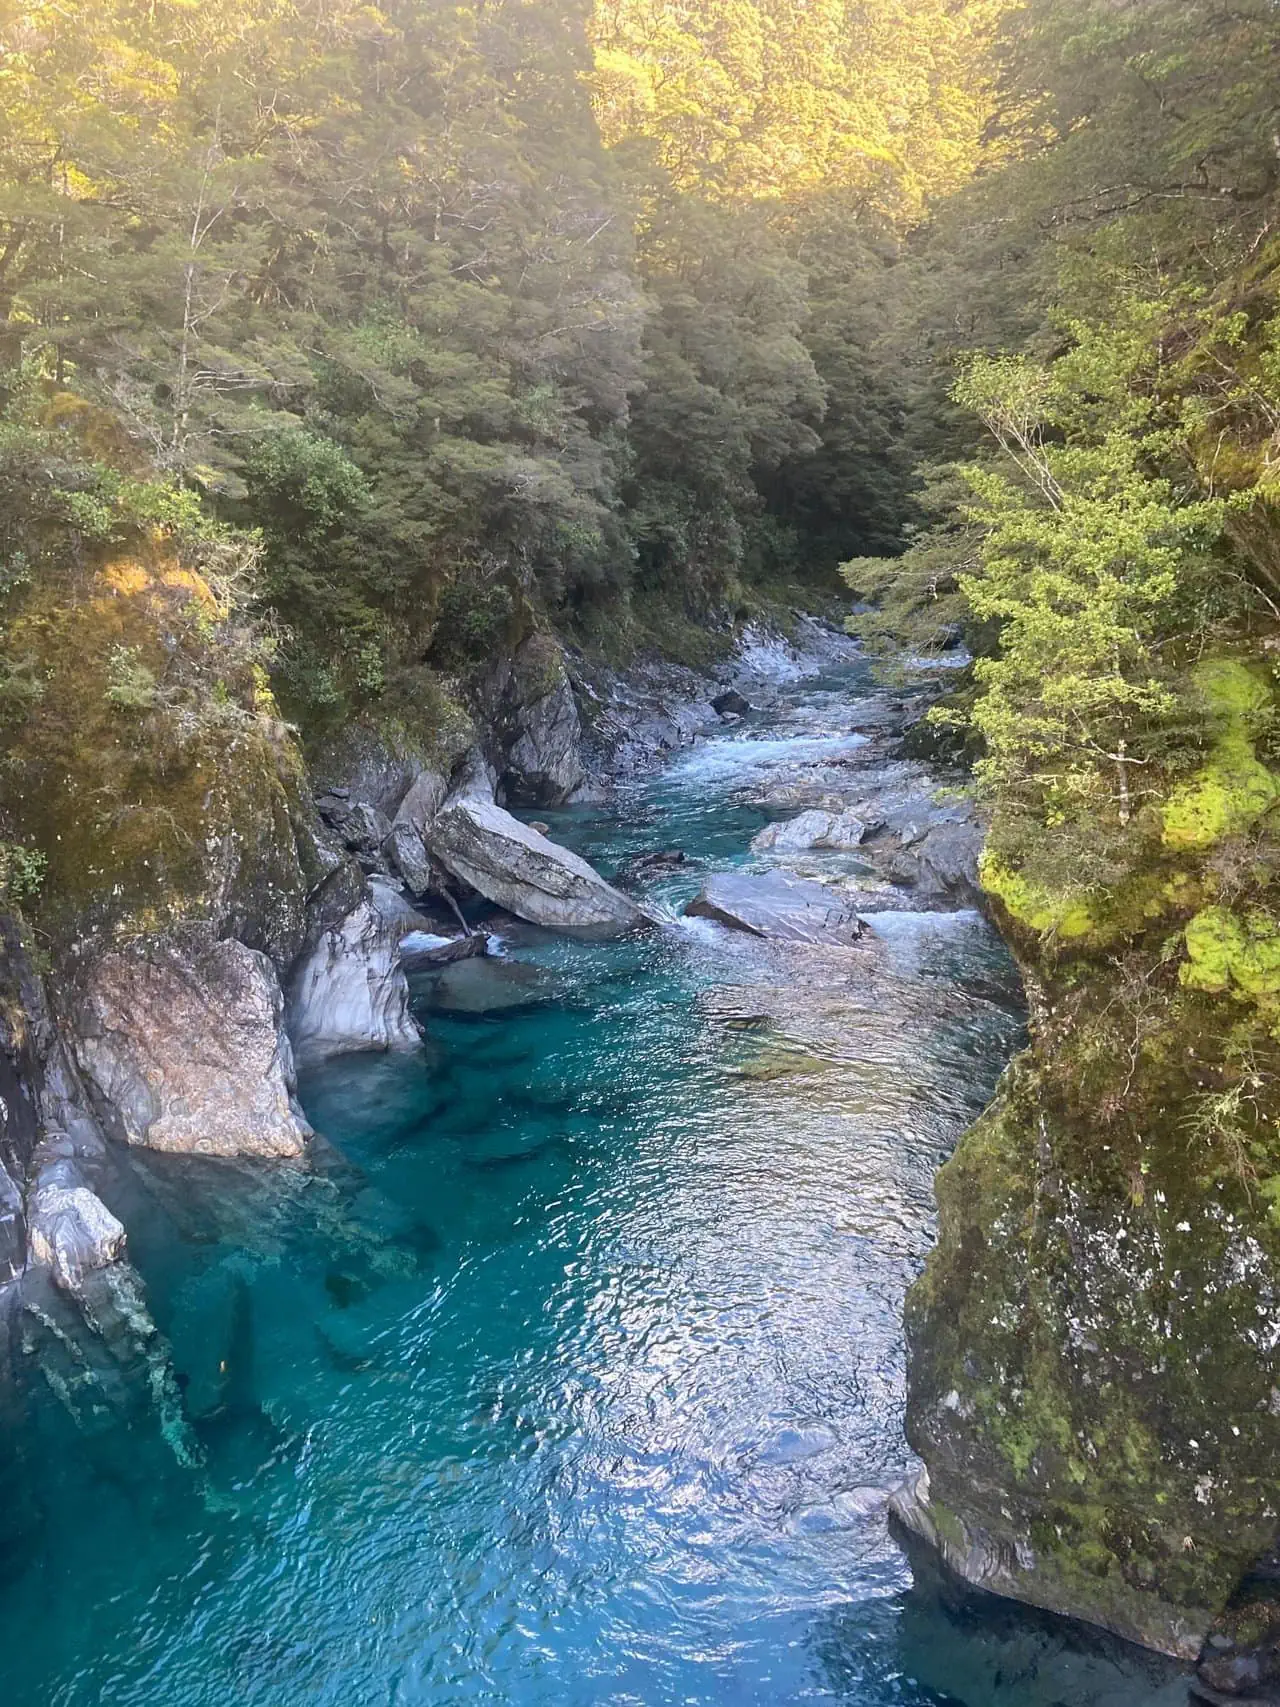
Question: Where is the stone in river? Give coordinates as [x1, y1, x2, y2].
[685, 870, 867, 945]
[287, 896, 421, 1066]
[421, 955, 546, 1014]
[750, 809, 868, 854]
[26, 1153, 126, 1291]
[425, 794, 647, 936]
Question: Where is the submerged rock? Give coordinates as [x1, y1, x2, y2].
[613, 849, 689, 887]
[425, 795, 646, 935]
[286, 897, 421, 1066]
[685, 871, 867, 945]
[419, 954, 546, 1014]
[73, 936, 311, 1159]
[750, 809, 868, 854]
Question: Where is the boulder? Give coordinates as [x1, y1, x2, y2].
[393, 768, 451, 835]
[502, 635, 587, 805]
[684, 871, 867, 946]
[383, 767, 453, 897]
[883, 818, 985, 902]
[0, 1157, 23, 1283]
[367, 875, 435, 935]
[383, 819, 439, 897]
[73, 936, 311, 1159]
[286, 897, 421, 1066]
[27, 1153, 126, 1291]
[750, 809, 868, 855]
[614, 849, 689, 887]
[399, 931, 488, 973]
[425, 796, 647, 935]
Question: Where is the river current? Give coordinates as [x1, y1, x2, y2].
[0, 656, 1194, 1706]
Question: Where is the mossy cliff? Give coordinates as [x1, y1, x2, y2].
[897, 653, 1280, 1686]
[0, 539, 336, 1169]
[0, 543, 325, 972]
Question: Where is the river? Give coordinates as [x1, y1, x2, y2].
[0, 650, 1195, 1706]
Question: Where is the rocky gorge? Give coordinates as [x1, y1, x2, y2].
[3, 597, 1278, 1707]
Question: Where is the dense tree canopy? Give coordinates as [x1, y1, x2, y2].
[0, 0, 1019, 740]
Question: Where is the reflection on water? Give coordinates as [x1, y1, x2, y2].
[0, 662, 1194, 1705]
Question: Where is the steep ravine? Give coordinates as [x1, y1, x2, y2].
[0, 615, 1258, 1706]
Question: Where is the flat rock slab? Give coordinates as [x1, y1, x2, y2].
[750, 808, 867, 854]
[426, 796, 647, 936]
[685, 870, 867, 945]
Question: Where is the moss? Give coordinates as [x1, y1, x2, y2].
[0, 547, 314, 964]
[1182, 904, 1280, 1030]
[1162, 659, 1278, 852]
[905, 998, 1280, 1655]
[979, 851, 1096, 938]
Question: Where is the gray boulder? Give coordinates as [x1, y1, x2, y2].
[751, 809, 868, 855]
[502, 636, 586, 805]
[393, 767, 451, 834]
[27, 1153, 126, 1291]
[367, 875, 435, 935]
[0, 1156, 23, 1283]
[383, 767, 455, 896]
[384, 819, 438, 897]
[286, 897, 421, 1066]
[876, 818, 985, 904]
[425, 796, 646, 935]
[73, 936, 311, 1159]
[685, 871, 867, 945]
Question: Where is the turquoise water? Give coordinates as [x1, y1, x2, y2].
[0, 666, 1193, 1706]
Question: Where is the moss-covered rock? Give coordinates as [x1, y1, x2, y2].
[1162, 662, 1278, 853]
[900, 648, 1280, 1673]
[0, 545, 323, 969]
[899, 1037, 1280, 1659]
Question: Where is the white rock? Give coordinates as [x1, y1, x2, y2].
[27, 1157, 126, 1290]
[74, 937, 311, 1159]
[287, 899, 421, 1066]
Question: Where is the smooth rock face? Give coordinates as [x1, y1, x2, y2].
[751, 809, 868, 854]
[74, 937, 310, 1159]
[26, 1154, 126, 1291]
[425, 796, 646, 935]
[367, 876, 435, 935]
[287, 899, 421, 1066]
[685, 871, 867, 945]
[383, 768, 455, 896]
[394, 768, 451, 832]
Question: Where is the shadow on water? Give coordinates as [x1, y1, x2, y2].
[809, 1534, 1193, 1707]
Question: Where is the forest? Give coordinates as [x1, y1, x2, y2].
[5, 0, 1280, 1695]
